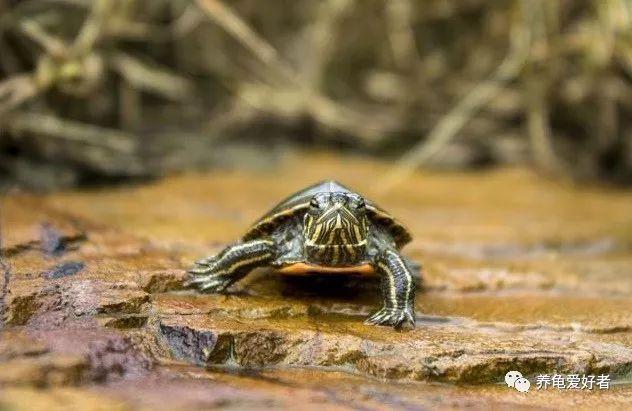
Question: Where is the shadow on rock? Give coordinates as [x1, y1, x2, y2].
[274, 273, 379, 304]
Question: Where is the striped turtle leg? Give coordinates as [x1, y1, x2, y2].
[186, 239, 275, 293]
[365, 249, 416, 328]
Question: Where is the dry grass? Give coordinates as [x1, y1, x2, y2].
[0, 0, 630, 188]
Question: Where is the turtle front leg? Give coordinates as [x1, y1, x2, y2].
[366, 249, 416, 328]
[186, 239, 276, 293]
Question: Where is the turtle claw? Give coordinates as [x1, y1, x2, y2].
[197, 276, 233, 293]
[365, 307, 415, 328]
[196, 256, 218, 266]
[186, 262, 223, 288]
[188, 265, 213, 275]
[185, 270, 232, 293]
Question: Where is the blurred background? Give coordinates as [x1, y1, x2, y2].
[0, 0, 630, 191]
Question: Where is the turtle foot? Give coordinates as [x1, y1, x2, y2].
[185, 271, 233, 293]
[195, 255, 218, 266]
[186, 260, 232, 292]
[188, 260, 219, 275]
[364, 307, 415, 329]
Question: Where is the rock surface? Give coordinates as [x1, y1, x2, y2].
[1, 153, 631, 410]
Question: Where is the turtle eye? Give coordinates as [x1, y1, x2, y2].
[310, 198, 320, 209]
[356, 199, 366, 209]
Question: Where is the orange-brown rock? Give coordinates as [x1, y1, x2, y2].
[1, 153, 631, 410]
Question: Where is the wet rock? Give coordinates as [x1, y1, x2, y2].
[85, 334, 153, 382]
[0, 355, 88, 387]
[1, 196, 84, 256]
[158, 314, 632, 383]
[154, 293, 311, 319]
[3, 277, 150, 326]
[26, 324, 154, 382]
[98, 315, 148, 330]
[416, 292, 632, 333]
[140, 269, 187, 293]
[99, 371, 375, 411]
[43, 261, 85, 279]
[0, 330, 48, 360]
[63, 280, 150, 317]
[425, 267, 554, 292]
[159, 323, 230, 365]
[2, 156, 632, 409]
[0, 387, 130, 411]
[3, 278, 53, 326]
[415, 238, 619, 261]
[2, 369, 631, 411]
[39, 223, 70, 256]
[0, 322, 153, 388]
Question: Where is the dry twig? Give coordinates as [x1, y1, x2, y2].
[0, 75, 39, 118]
[195, 0, 403, 143]
[377, 1, 534, 192]
[385, 0, 419, 70]
[110, 52, 193, 101]
[7, 112, 137, 153]
[195, 0, 295, 83]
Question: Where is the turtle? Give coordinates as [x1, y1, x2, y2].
[186, 180, 421, 328]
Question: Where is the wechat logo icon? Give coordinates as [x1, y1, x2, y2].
[505, 371, 531, 393]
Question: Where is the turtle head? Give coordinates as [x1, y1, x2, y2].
[303, 192, 369, 266]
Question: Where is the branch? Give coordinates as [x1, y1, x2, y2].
[377, 1, 533, 192]
[110, 52, 193, 101]
[19, 20, 68, 57]
[0, 74, 39, 118]
[71, 0, 112, 54]
[6, 112, 137, 153]
[195, 0, 296, 83]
